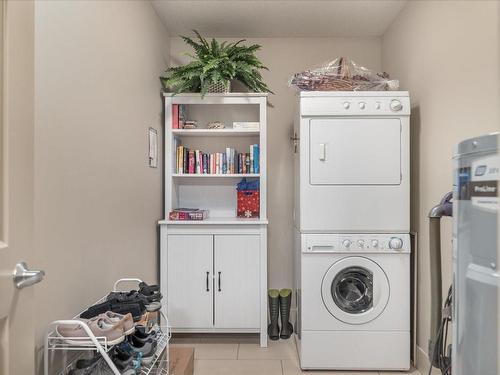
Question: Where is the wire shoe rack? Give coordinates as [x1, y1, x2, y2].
[44, 278, 171, 375]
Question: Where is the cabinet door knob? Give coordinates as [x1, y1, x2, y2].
[218, 271, 222, 292]
[206, 271, 210, 292]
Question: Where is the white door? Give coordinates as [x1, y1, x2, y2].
[0, 1, 43, 374]
[214, 235, 260, 329]
[167, 235, 213, 328]
[309, 118, 401, 185]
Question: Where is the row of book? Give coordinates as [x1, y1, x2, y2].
[169, 208, 209, 221]
[175, 145, 260, 175]
[172, 104, 187, 129]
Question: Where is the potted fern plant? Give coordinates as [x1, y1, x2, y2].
[160, 30, 272, 96]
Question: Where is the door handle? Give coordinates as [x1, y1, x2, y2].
[13, 262, 45, 289]
[290, 133, 299, 153]
[218, 271, 221, 292]
[206, 271, 210, 292]
[319, 143, 326, 161]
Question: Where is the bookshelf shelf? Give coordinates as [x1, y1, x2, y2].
[172, 129, 259, 137]
[172, 173, 260, 178]
[159, 217, 269, 225]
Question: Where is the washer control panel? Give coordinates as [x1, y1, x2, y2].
[303, 233, 411, 253]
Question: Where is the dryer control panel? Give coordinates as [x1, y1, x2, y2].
[303, 233, 411, 254]
[300, 92, 411, 117]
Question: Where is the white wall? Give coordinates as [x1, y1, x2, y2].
[33, 1, 169, 371]
[170, 36, 382, 289]
[382, 0, 499, 371]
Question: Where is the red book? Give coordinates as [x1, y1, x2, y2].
[188, 150, 195, 174]
[172, 104, 179, 129]
[169, 209, 209, 221]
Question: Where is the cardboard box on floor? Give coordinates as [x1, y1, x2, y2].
[169, 346, 194, 375]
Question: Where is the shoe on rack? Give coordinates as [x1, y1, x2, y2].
[136, 311, 157, 329]
[111, 346, 138, 374]
[94, 349, 137, 375]
[112, 346, 142, 371]
[267, 289, 280, 341]
[138, 282, 163, 303]
[80, 300, 113, 319]
[56, 317, 125, 346]
[132, 325, 158, 344]
[107, 291, 161, 313]
[110, 302, 146, 321]
[119, 334, 158, 366]
[101, 311, 135, 335]
[68, 355, 103, 375]
[80, 300, 145, 322]
[145, 302, 161, 312]
[279, 289, 294, 340]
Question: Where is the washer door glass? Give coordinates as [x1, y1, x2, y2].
[321, 256, 389, 325]
[331, 267, 373, 314]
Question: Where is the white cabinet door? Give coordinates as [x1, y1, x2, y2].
[167, 235, 213, 328]
[214, 235, 260, 329]
[309, 118, 401, 185]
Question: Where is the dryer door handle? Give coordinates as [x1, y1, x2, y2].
[319, 143, 326, 161]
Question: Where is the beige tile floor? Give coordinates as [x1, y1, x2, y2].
[171, 334, 422, 375]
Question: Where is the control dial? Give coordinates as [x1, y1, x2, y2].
[371, 240, 379, 248]
[389, 237, 403, 250]
[357, 240, 365, 248]
[343, 102, 350, 109]
[390, 99, 403, 112]
[342, 239, 352, 248]
[359, 102, 366, 109]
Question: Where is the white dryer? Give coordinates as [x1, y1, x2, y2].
[295, 232, 411, 371]
[293, 91, 410, 233]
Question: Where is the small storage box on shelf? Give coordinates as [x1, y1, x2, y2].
[44, 278, 171, 375]
[160, 93, 268, 347]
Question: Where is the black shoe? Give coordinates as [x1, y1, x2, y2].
[80, 300, 145, 321]
[68, 355, 103, 375]
[279, 289, 293, 339]
[110, 346, 136, 373]
[80, 300, 112, 319]
[94, 347, 137, 375]
[138, 282, 163, 303]
[133, 325, 158, 344]
[123, 334, 158, 366]
[267, 289, 280, 340]
[107, 291, 161, 312]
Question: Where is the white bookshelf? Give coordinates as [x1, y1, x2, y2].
[164, 93, 267, 220]
[160, 92, 268, 347]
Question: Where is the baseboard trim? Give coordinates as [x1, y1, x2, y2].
[416, 345, 442, 374]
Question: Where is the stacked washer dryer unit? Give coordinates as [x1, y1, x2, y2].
[293, 91, 411, 371]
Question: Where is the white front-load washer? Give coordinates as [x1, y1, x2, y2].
[294, 232, 411, 371]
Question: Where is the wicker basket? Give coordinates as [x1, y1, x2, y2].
[290, 57, 390, 91]
[207, 80, 231, 93]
